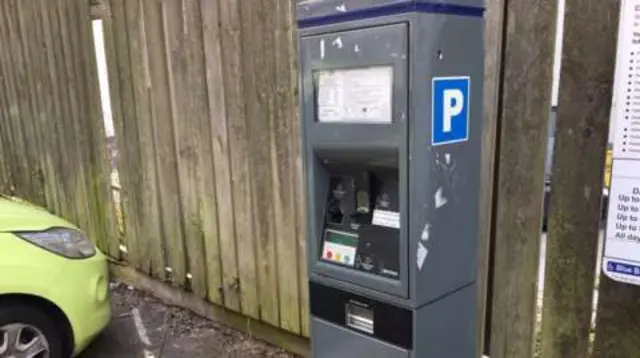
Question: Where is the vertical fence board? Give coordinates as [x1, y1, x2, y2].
[56, 0, 93, 230]
[130, 0, 165, 277]
[103, 0, 131, 259]
[15, 0, 47, 207]
[6, 1, 37, 200]
[489, 0, 557, 357]
[65, 0, 95, 236]
[287, 2, 310, 336]
[68, 0, 103, 247]
[28, 0, 62, 215]
[103, 0, 132, 260]
[540, 0, 619, 357]
[1, 1, 34, 199]
[150, 0, 187, 287]
[241, 1, 280, 327]
[170, 0, 210, 298]
[0, 1, 18, 194]
[40, 0, 73, 219]
[219, 0, 260, 318]
[201, 0, 233, 308]
[272, 0, 301, 334]
[110, 0, 145, 267]
[79, 0, 118, 256]
[124, 0, 160, 273]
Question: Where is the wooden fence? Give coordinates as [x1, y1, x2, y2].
[101, 0, 309, 336]
[2, 0, 640, 356]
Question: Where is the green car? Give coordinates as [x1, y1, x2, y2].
[0, 196, 110, 357]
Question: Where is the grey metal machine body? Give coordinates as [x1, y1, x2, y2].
[297, 1, 485, 356]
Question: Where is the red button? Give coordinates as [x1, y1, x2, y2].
[326, 251, 333, 259]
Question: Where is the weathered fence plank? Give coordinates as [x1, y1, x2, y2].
[201, 0, 233, 308]
[79, 0, 118, 257]
[0, 0, 35, 200]
[123, 0, 153, 270]
[489, 0, 557, 356]
[540, 1, 619, 357]
[132, 0, 165, 278]
[171, 0, 211, 298]
[108, 0, 145, 267]
[152, 0, 188, 287]
[15, 0, 48, 207]
[242, 0, 281, 328]
[25, 0, 60, 215]
[284, 1, 310, 336]
[272, 0, 302, 334]
[0, 1, 21, 194]
[39, 0, 73, 219]
[219, 0, 260, 318]
[56, 0, 93, 232]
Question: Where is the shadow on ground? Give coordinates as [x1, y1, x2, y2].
[80, 283, 296, 358]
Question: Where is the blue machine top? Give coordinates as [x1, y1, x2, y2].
[296, 0, 485, 28]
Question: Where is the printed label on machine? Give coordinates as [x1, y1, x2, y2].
[321, 229, 358, 267]
[372, 209, 400, 229]
[603, 0, 640, 286]
[316, 66, 393, 123]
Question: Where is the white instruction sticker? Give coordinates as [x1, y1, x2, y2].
[603, 0, 640, 286]
[372, 209, 400, 229]
[604, 160, 640, 285]
[317, 66, 393, 123]
[611, 0, 640, 160]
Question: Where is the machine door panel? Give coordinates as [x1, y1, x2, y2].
[300, 22, 410, 298]
[312, 318, 410, 358]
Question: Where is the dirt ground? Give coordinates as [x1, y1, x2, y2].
[80, 282, 298, 358]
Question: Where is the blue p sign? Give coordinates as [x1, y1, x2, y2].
[432, 77, 470, 146]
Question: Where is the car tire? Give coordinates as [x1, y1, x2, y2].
[0, 303, 65, 358]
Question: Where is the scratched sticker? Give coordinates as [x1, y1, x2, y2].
[417, 242, 428, 270]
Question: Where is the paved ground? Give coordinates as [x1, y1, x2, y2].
[80, 282, 296, 358]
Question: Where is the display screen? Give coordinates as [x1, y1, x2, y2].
[321, 229, 358, 267]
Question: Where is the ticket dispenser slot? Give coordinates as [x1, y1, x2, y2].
[345, 301, 374, 334]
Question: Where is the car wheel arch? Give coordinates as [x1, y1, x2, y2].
[0, 293, 74, 357]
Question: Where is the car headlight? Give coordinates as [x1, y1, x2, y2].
[14, 228, 96, 259]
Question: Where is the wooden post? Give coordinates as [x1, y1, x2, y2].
[488, 0, 557, 356]
[540, 1, 619, 357]
[476, 0, 506, 354]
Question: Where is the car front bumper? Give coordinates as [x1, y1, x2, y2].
[47, 250, 111, 356]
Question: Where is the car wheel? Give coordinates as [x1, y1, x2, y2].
[0, 304, 65, 358]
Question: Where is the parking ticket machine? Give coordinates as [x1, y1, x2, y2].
[297, 1, 485, 357]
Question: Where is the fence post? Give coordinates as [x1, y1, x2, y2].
[488, 0, 557, 356]
[539, 1, 619, 357]
[476, 0, 506, 355]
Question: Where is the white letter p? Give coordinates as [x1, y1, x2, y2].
[443, 89, 464, 133]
